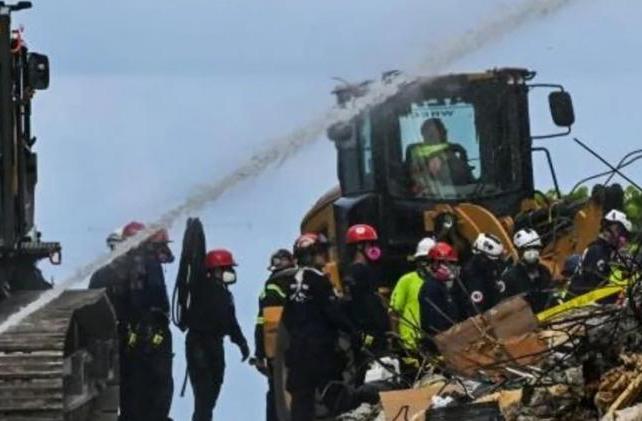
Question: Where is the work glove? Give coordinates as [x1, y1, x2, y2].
[250, 357, 269, 376]
[239, 342, 250, 362]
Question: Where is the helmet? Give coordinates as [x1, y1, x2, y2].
[346, 224, 378, 244]
[106, 227, 124, 249]
[428, 242, 459, 262]
[123, 221, 146, 238]
[473, 233, 504, 260]
[414, 237, 436, 259]
[293, 233, 329, 257]
[205, 249, 237, 269]
[603, 209, 633, 233]
[268, 248, 294, 271]
[513, 229, 542, 249]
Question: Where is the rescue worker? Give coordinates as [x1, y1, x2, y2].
[407, 118, 474, 195]
[454, 232, 505, 319]
[89, 226, 133, 420]
[343, 224, 390, 385]
[418, 242, 460, 337]
[184, 248, 249, 421]
[570, 209, 633, 296]
[90, 221, 175, 421]
[501, 229, 553, 313]
[390, 237, 436, 351]
[253, 249, 297, 421]
[282, 233, 355, 421]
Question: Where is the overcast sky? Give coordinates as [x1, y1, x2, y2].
[14, 1, 642, 419]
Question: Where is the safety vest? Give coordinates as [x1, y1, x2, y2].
[390, 271, 424, 350]
[409, 143, 449, 161]
[409, 144, 450, 194]
[257, 276, 290, 359]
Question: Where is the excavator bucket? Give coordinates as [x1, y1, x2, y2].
[434, 296, 546, 378]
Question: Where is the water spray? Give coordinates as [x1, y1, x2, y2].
[0, 0, 578, 335]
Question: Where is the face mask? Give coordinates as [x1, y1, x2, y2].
[222, 270, 237, 285]
[618, 235, 629, 250]
[433, 263, 453, 282]
[364, 245, 382, 262]
[522, 249, 540, 264]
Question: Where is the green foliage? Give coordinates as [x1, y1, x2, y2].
[624, 185, 642, 231]
[541, 185, 641, 231]
[539, 186, 589, 206]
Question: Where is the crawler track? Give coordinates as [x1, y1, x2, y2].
[0, 290, 118, 421]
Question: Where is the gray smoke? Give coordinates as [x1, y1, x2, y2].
[0, 0, 576, 334]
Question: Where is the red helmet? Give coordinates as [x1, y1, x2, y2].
[293, 233, 329, 257]
[346, 224, 378, 244]
[205, 249, 237, 269]
[428, 242, 458, 262]
[123, 221, 146, 238]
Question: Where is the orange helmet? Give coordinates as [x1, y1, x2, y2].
[428, 242, 458, 262]
[205, 249, 237, 269]
[346, 224, 378, 244]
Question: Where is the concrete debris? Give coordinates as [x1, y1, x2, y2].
[341, 299, 642, 420]
[600, 402, 642, 421]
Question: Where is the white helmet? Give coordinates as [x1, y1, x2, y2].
[513, 229, 542, 249]
[414, 237, 436, 258]
[106, 227, 124, 250]
[473, 233, 504, 260]
[603, 209, 633, 233]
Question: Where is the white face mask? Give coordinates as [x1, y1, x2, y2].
[522, 249, 540, 264]
[222, 270, 237, 285]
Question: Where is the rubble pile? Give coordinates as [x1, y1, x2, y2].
[340, 295, 642, 421]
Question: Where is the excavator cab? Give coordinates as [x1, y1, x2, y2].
[320, 68, 576, 286]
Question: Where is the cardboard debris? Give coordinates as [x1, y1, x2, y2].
[379, 386, 436, 421]
[474, 389, 522, 415]
[434, 297, 546, 378]
[379, 382, 463, 421]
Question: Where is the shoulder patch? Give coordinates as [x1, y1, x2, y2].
[471, 290, 484, 304]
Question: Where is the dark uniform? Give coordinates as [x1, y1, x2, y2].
[90, 250, 173, 421]
[569, 237, 616, 296]
[453, 254, 503, 320]
[254, 267, 296, 421]
[185, 272, 249, 421]
[343, 262, 390, 386]
[418, 275, 457, 335]
[89, 256, 135, 421]
[282, 267, 354, 421]
[344, 262, 389, 351]
[501, 262, 553, 313]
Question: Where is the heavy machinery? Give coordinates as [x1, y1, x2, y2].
[0, 3, 118, 420]
[302, 67, 620, 289]
[273, 68, 629, 419]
